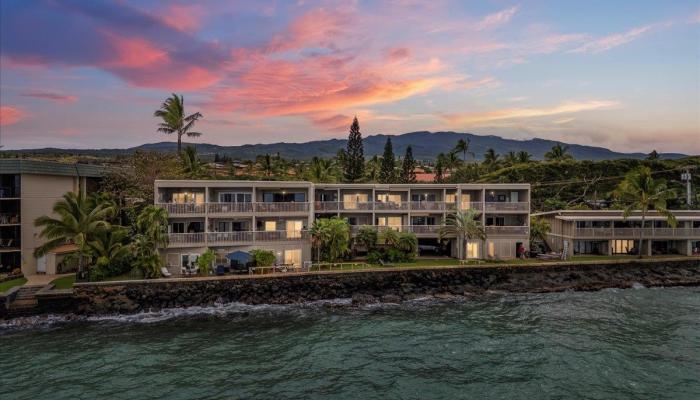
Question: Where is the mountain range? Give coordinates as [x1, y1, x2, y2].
[5, 131, 688, 161]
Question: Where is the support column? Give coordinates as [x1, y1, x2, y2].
[646, 239, 652, 256]
[608, 240, 613, 256]
[686, 240, 693, 256]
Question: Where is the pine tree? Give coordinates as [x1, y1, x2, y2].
[379, 137, 396, 183]
[343, 116, 364, 182]
[400, 146, 416, 183]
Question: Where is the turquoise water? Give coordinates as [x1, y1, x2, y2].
[2, 287, 699, 399]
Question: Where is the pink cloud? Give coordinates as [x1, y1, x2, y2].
[101, 33, 170, 69]
[474, 6, 519, 31]
[159, 4, 205, 32]
[0, 106, 26, 126]
[444, 100, 619, 125]
[267, 8, 353, 52]
[569, 23, 669, 54]
[20, 90, 78, 103]
[387, 47, 411, 61]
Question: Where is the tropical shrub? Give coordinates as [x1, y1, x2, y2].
[197, 248, 216, 275]
[309, 217, 350, 262]
[355, 226, 378, 251]
[251, 249, 276, 267]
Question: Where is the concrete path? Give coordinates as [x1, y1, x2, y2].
[24, 273, 72, 286]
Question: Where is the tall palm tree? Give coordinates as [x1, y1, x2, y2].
[516, 150, 532, 164]
[135, 205, 170, 249]
[309, 218, 350, 262]
[180, 146, 205, 178]
[88, 227, 131, 269]
[307, 157, 336, 183]
[439, 209, 485, 260]
[453, 138, 475, 163]
[544, 144, 573, 162]
[154, 93, 203, 154]
[613, 166, 676, 258]
[34, 192, 116, 272]
[483, 148, 500, 172]
[504, 151, 518, 167]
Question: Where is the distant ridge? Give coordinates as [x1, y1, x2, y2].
[4, 131, 689, 161]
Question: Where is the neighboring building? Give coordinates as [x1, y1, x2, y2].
[534, 210, 700, 256]
[155, 180, 531, 274]
[0, 159, 105, 276]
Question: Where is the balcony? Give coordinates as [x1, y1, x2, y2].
[485, 202, 529, 212]
[255, 230, 309, 241]
[158, 203, 206, 215]
[374, 201, 409, 211]
[410, 201, 445, 211]
[207, 202, 254, 214]
[168, 233, 206, 247]
[485, 226, 529, 236]
[573, 227, 700, 239]
[0, 213, 20, 225]
[207, 231, 254, 245]
[254, 202, 309, 213]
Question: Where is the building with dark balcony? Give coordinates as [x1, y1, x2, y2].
[534, 210, 700, 256]
[155, 180, 531, 274]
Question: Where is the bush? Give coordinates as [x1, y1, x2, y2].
[197, 248, 216, 275]
[367, 249, 383, 264]
[251, 249, 276, 267]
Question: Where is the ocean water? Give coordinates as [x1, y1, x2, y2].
[1, 287, 699, 400]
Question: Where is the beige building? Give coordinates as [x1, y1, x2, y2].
[155, 180, 531, 274]
[534, 210, 700, 257]
[0, 159, 105, 276]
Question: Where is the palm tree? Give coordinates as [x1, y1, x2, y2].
[529, 216, 551, 251]
[132, 205, 170, 278]
[365, 155, 381, 182]
[396, 231, 418, 257]
[259, 154, 276, 178]
[439, 209, 485, 260]
[516, 150, 532, 164]
[614, 166, 676, 258]
[355, 226, 378, 251]
[504, 151, 518, 167]
[544, 144, 573, 162]
[154, 93, 203, 154]
[34, 192, 116, 273]
[180, 146, 205, 178]
[483, 148, 500, 172]
[453, 138, 475, 163]
[307, 157, 336, 183]
[309, 217, 350, 262]
[88, 227, 131, 269]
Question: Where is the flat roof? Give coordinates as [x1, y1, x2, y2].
[533, 209, 700, 221]
[154, 180, 530, 189]
[0, 159, 106, 178]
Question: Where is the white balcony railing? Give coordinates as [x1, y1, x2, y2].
[207, 202, 254, 214]
[254, 202, 309, 213]
[573, 227, 700, 239]
[158, 202, 309, 215]
[168, 233, 206, 246]
[207, 231, 255, 244]
[485, 226, 529, 235]
[484, 202, 529, 212]
[159, 203, 206, 215]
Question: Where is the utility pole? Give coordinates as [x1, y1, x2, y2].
[681, 168, 693, 206]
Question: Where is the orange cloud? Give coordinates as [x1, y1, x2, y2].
[0, 106, 26, 126]
[445, 100, 619, 125]
[267, 8, 352, 52]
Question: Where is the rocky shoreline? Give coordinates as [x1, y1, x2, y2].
[68, 258, 700, 315]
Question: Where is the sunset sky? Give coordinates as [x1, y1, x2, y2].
[1, 0, 698, 153]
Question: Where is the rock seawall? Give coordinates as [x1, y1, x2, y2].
[73, 259, 700, 315]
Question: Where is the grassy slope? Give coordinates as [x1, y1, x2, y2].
[51, 276, 76, 290]
[0, 277, 27, 293]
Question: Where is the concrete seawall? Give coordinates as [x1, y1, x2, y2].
[71, 258, 700, 315]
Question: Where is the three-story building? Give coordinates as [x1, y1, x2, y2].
[155, 180, 531, 274]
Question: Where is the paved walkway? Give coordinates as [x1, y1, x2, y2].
[24, 273, 72, 286]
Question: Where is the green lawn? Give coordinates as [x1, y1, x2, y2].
[51, 275, 76, 290]
[0, 277, 27, 293]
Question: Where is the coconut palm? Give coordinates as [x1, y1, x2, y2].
[154, 93, 203, 154]
[544, 144, 573, 162]
[504, 151, 518, 167]
[483, 148, 500, 172]
[516, 150, 532, 164]
[379, 227, 400, 247]
[309, 217, 350, 262]
[88, 227, 131, 269]
[613, 166, 676, 258]
[355, 226, 378, 251]
[180, 146, 205, 178]
[34, 192, 116, 272]
[396, 231, 418, 257]
[439, 209, 486, 260]
[529, 216, 551, 250]
[453, 138, 475, 163]
[135, 205, 170, 249]
[307, 157, 336, 183]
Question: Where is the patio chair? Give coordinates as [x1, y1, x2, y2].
[160, 267, 172, 277]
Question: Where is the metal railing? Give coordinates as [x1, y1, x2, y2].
[485, 226, 529, 235]
[254, 202, 310, 213]
[0, 213, 20, 225]
[158, 203, 206, 214]
[207, 231, 254, 244]
[313, 201, 489, 212]
[484, 202, 529, 212]
[170, 230, 310, 247]
[307, 262, 369, 272]
[255, 230, 309, 241]
[573, 227, 700, 239]
[158, 202, 310, 214]
[168, 233, 206, 245]
[374, 201, 409, 211]
[207, 202, 254, 214]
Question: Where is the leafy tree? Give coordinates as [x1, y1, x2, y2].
[251, 249, 276, 267]
[516, 150, 532, 164]
[309, 217, 350, 262]
[400, 145, 417, 183]
[307, 157, 337, 183]
[439, 209, 485, 260]
[544, 144, 573, 162]
[647, 150, 659, 160]
[613, 166, 676, 258]
[343, 116, 365, 182]
[180, 146, 206, 178]
[153, 93, 203, 154]
[87, 227, 131, 271]
[259, 153, 277, 178]
[379, 137, 396, 183]
[453, 138, 474, 162]
[365, 155, 381, 182]
[396, 231, 418, 259]
[483, 148, 500, 171]
[134, 205, 170, 250]
[434, 155, 446, 183]
[379, 228, 400, 247]
[355, 226, 378, 251]
[197, 248, 216, 276]
[529, 216, 551, 250]
[34, 192, 116, 274]
[504, 151, 518, 167]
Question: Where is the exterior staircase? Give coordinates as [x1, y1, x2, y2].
[7, 285, 43, 317]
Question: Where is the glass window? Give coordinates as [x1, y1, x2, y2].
[171, 222, 185, 233]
